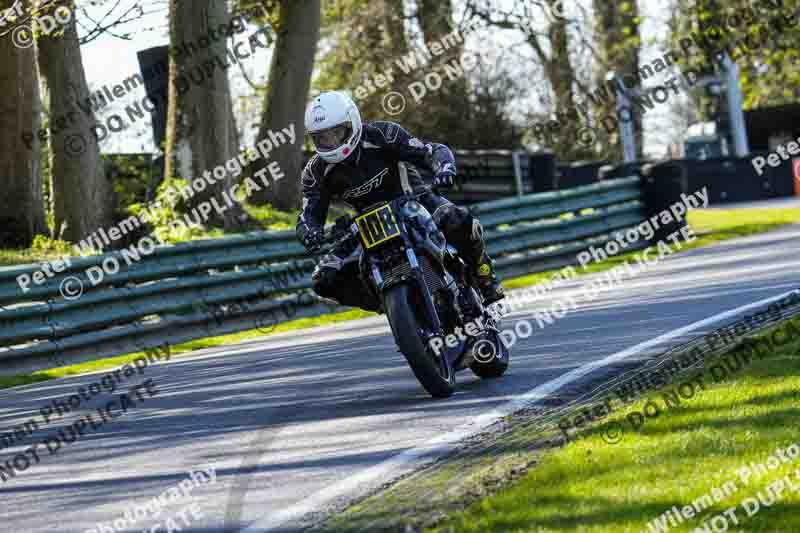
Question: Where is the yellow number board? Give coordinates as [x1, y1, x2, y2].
[355, 204, 400, 249]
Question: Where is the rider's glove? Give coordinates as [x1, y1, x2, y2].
[332, 215, 353, 235]
[303, 229, 324, 253]
[433, 163, 456, 189]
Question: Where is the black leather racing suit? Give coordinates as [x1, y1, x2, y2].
[296, 121, 491, 312]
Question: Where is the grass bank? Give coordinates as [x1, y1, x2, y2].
[427, 316, 800, 533]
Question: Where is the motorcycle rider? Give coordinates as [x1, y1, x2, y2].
[296, 90, 505, 312]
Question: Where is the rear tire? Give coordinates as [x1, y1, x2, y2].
[383, 284, 456, 398]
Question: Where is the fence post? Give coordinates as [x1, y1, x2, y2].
[641, 162, 689, 243]
[512, 151, 524, 197]
[529, 151, 556, 193]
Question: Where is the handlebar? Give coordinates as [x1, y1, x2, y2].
[313, 216, 356, 254]
[319, 229, 350, 246]
[312, 188, 437, 254]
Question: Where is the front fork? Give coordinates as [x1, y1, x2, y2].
[362, 247, 442, 333]
[405, 248, 442, 332]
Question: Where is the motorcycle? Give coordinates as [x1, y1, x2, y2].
[317, 190, 510, 398]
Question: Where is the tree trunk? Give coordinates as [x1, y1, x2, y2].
[36, 0, 115, 242]
[519, 1, 588, 159]
[164, 0, 249, 229]
[384, 0, 409, 56]
[0, 0, 47, 246]
[417, 0, 458, 54]
[544, 9, 574, 127]
[249, 0, 320, 209]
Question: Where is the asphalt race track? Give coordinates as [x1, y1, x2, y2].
[1, 223, 799, 533]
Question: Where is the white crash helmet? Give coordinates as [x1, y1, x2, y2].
[304, 91, 362, 164]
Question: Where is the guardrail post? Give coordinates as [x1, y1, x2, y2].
[529, 152, 556, 193]
[640, 162, 689, 243]
[512, 151, 524, 197]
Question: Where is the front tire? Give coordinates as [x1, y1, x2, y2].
[383, 284, 456, 398]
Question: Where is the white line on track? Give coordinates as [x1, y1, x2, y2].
[240, 288, 799, 532]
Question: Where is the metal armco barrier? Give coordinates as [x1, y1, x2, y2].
[0, 176, 652, 376]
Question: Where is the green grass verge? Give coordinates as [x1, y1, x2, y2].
[2, 207, 799, 391]
[0, 308, 375, 390]
[428, 318, 800, 533]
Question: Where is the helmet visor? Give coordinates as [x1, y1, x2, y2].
[310, 124, 351, 152]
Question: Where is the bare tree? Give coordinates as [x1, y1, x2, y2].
[249, 0, 321, 209]
[416, 0, 460, 54]
[37, 0, 115, 241]
[163, 0, 250, 229]
[466, 0, 597, 158]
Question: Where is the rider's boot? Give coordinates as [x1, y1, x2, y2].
[433, 203, 505, 306]
[472, 252, 505, 306]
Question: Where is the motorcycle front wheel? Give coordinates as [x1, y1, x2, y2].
[469, 327, 510, 378]
[383, 283, 456, 398]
